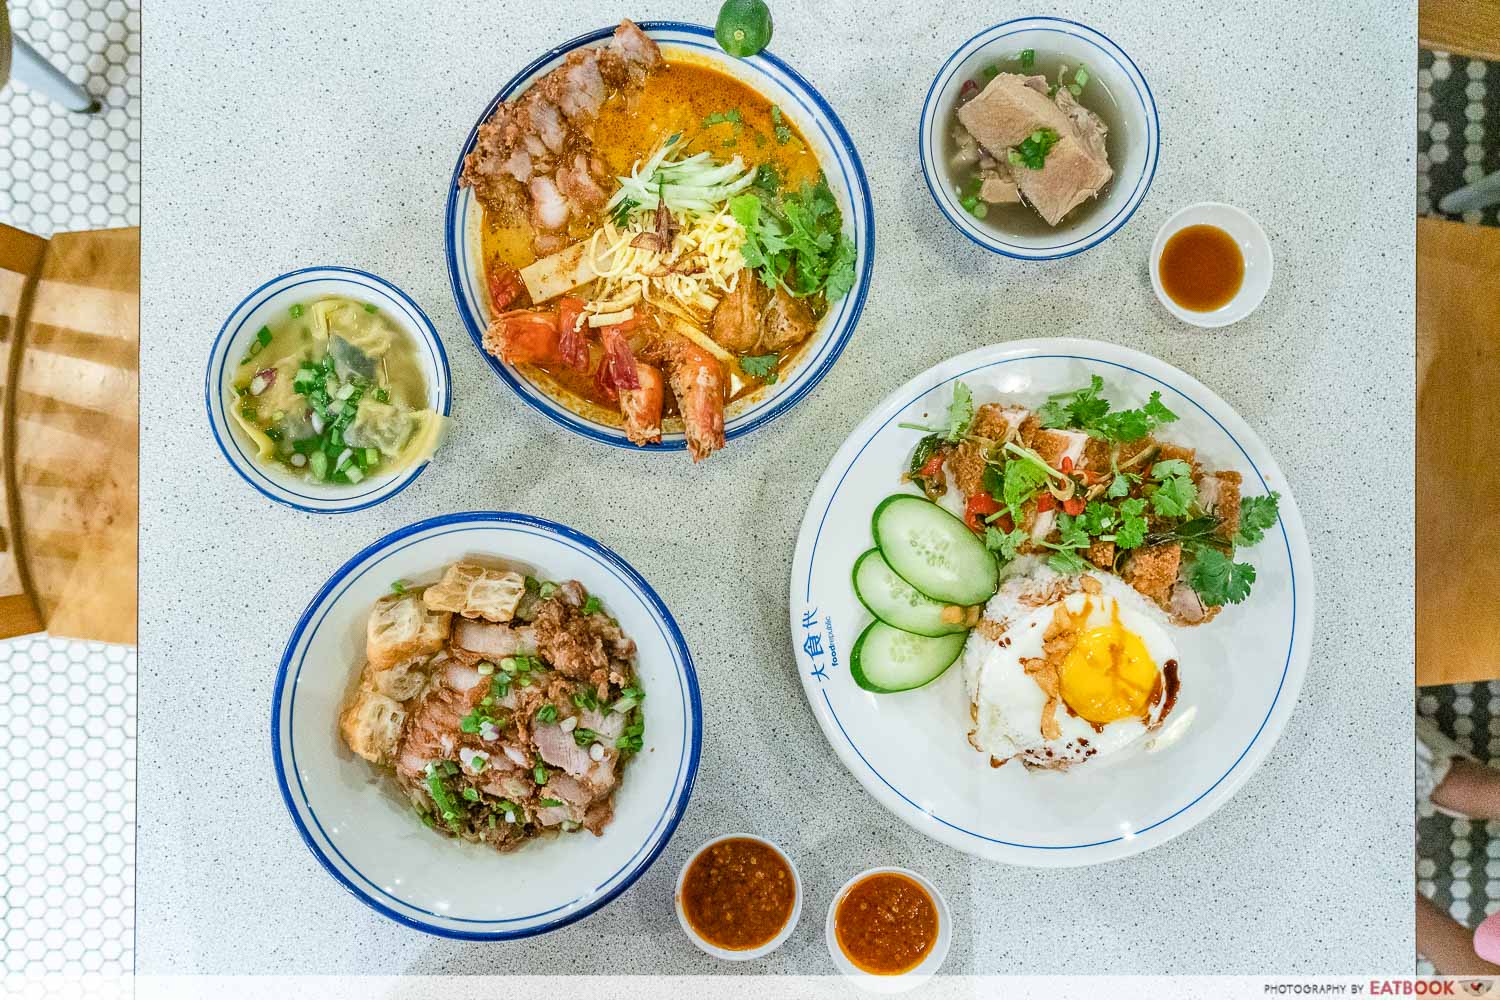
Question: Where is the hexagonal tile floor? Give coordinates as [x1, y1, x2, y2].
[0, 0, 139, 236]
[0, 0, 139, 977]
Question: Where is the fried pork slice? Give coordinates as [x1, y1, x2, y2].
[1195, 470, 1243, 541]
[1121, 543, 1182, 607]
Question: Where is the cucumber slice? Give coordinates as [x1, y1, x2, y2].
[852, 549, 970, 637]
[872, 494, 998, 606]
[850, 621, 967, 693]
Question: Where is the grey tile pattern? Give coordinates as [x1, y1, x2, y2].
[0, 0, 140, 235]
[1418, 49, 1499, 227]
[0, 0, 141, 978]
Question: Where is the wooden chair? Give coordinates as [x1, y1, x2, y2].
[0, 224, 137, 645]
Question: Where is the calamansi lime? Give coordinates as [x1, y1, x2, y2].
[715, 0, 773, 58]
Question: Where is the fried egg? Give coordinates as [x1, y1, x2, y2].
[962, 565, 1187, 770]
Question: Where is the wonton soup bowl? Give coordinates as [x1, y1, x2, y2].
[444, 21, 874, 453]
[271, 512, 702, 939]
[919, 17, 1160, 260]
[205, 266, 451, 514]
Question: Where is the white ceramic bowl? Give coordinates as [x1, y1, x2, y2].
[444, 21, 874, 453]
[825, 867, 952, 992]
[790, 338, 1315, 866]
[673, 833, 802, 961]
[205, 266, 451, 513]
[919, 17, 1160, 260]
[1150, 202, 1274, 328]
[271, 512, 702, 939]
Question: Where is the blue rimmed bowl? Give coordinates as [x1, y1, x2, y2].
[919, 17, 1160, 260]
[205, 266, 451, 513]
[444, 21, 874, 453]
[271, 512, 702, 939]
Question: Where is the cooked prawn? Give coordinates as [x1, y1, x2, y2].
[640, 335, 725, 462]
[618, 363, 664, 446]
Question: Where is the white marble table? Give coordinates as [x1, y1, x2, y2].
[139, 0, 1416, 974]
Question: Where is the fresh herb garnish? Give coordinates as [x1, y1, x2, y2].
[985, 525, 1029, 561]
[702, 108, 744, 129]
[1020, 48, 1036, 69]
[581, 595, 603, 615]
[1234, 493, 1281, 546]
[1186, 547, 1256, 606]
[572, 727, 598, 748]
[729, 177, 856, 302]
[751, 162, 781, 196]
[1149, 472, 1198, 518]
[536, 704, 557, 724]
[391, 580, 408, 595]
[900, 382, 973, 443]
[1008, 128, 1060, 170]
[740, 353, 780, 383]
[533, 763, 548, 785]
[538, 797, 564, 808]
[609, 196, 639, 228]
[1037, 376, 1179, 442]
[770, 104, 792, 144]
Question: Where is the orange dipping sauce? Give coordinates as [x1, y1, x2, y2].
[680, 837, 796, 951]
[834, 871, 939, 975]
[1159, 224, 1245, 312]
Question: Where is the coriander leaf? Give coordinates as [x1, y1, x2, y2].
[985, 526, 1029, 562]
[1187, 547, 1256, 606]
[1151, 459, 1193, 480]
[702, 109, 744, 128]
[1054, 512, 1090, 550]
[945, 382, 974, 441]
[752, 162, 781, 196]
[581, 595, 602, 615]
[1114, 498, 1148, 550]
[1076, 501, 1116, 537]
[1107, 472, 1134, 498]
[1002, 457, 1049, 522]
[770, 104, 792, 144]
[1038, 376, 1109, 430]
[1150, 475, 1198, 518]
[824, 233, 857, 302]
[740, 353, 780, 383]
[1234, 492, 1282, 547]
[1091, 391, 1180, 442]
[1047, 549, 1092, 575]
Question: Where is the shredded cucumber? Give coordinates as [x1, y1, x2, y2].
[604, 135, 757, 218]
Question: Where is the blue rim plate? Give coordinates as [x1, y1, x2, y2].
[790, 339, 1314, 866]
[204, 266, 452, 514]
[443, 21, 874, 452]
[919, 17, 1160, 260]
[271, 511, 702, 939]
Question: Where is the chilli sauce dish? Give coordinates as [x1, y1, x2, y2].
[206, 266, 451, 513]
[920, 17, 1159, 260]
[826, 868, 951, 988]
[1150, 202, 1273, 328]
[675, 834, 801, 960]
[447, 20, 872, 461]
[846, 376, 1282, 771]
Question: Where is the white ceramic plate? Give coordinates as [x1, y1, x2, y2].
[445, 21, 874, 454]
[789, 339, 1313, 866]
[272, 512, 701, 937]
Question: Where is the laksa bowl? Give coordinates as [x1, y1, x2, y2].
[271, 512, 702, 939]
[205, 266, 451, 514]
[445, 20, 874, 459]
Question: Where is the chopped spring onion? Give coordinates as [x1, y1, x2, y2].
[476, 660, 495, 676]
[364, 447, 380, 466]
[336, 383, 356, 401]
[344, 466, 364, 484]
[604, 134, 757, 218]
[536, 704, 558, 724]
[1020, 48, 1035, 69]
[256, 326, 273, 347]
[983, 65, 999, 80]
[289, 453, 307, 468]
[364, 303, 378, 313]
[1074, 66, 1090, 88]
[972, 202, 989, 219]
[462, 787, 479, 802]
[538, 581, 558, 600]
[289, 303, 305, 318]
[375, 388, 389, 403]
[960, 194, 979, 212]
[610, 696, 638, 715]
[308, 451, 329, 480]
[533, 763, 548, 785]
[538, 797, 564, 808]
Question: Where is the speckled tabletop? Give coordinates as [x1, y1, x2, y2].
[139, 0, 1416, 975]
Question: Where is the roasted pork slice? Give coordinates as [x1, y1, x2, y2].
[956, 72, 1112, 226]
[453, 619, 537, 658]
[533, 721, 596, 776]
[458, 20, 663, 244]
[394, 661, 491, 782]
[1195, 470, 1243, 540]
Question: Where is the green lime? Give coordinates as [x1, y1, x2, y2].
[715, 0, 773, 58]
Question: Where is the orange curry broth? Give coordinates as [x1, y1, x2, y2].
[834, 872, 939, 975]
[479, 56, 823, 417]
[679, 837, 797, 950]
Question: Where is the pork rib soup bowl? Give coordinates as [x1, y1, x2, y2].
[920, 17, 1159, 259]
[445, 20, 874, 457]
[271, 512, 701, 939]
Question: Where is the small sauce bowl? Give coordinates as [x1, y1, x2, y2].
[825, 866, 952, 993]
[1150, 202, 1273, 328]
[674, 834, 802, 961]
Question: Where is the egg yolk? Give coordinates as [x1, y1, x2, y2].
[1058, 617, 1159, 725]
